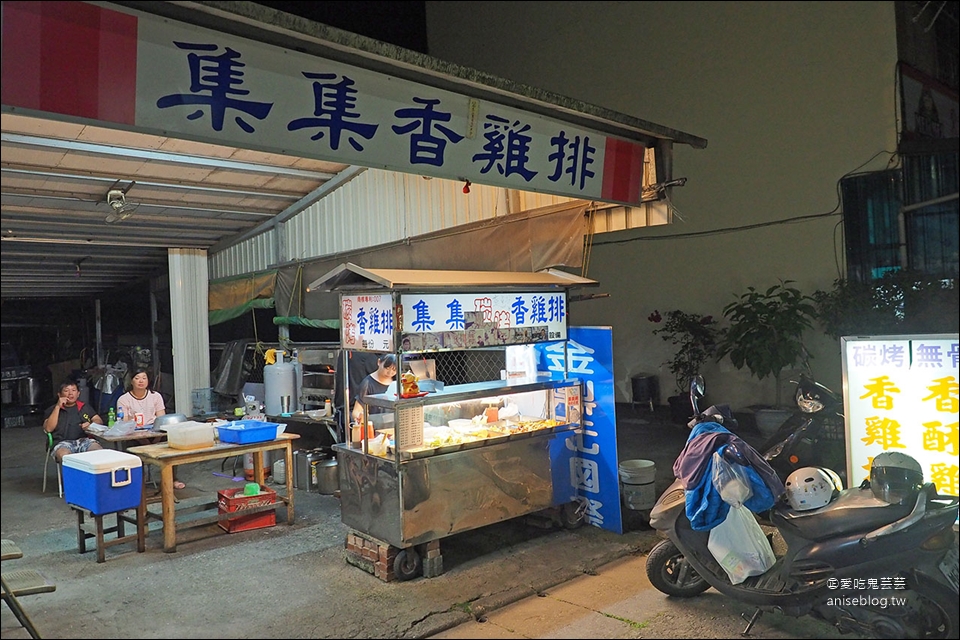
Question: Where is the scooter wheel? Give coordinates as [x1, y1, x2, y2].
[906, 574, 959, 639]
[646, 539, 710, 597]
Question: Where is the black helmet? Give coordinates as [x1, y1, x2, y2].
[870, 452, 923, 505]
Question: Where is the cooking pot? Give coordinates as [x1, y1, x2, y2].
[153, 413, 189, 430]
[314, 458, 339, 495]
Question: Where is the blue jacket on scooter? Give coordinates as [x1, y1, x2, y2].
[674, 422, 784, 530]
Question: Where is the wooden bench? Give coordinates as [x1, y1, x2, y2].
[1, 539, 56, 639]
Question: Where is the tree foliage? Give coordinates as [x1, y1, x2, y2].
[717, 280, 817, 407]
[813, 272, 959, 339]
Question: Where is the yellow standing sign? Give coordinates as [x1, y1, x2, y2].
[842, 335, 959, 497]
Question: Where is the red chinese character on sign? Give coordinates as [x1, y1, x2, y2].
[474, 297, 493, 322]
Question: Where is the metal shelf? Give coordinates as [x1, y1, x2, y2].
[362, 378, 579, 411]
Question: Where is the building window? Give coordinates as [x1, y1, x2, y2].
[841, 150, 958, 282]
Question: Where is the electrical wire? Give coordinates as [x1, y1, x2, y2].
[592, 148, 899, 248]
[285, 265, 304, 318]
[581, 202, 598, 277]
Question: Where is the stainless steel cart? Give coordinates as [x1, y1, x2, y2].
[308, 263, 597, 579]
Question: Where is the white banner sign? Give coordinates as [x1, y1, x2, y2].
[399, 292, 567, 351]
[842, 335, 959, 496]
[340, 294, 395, 352]
[132, 9, 646, 204]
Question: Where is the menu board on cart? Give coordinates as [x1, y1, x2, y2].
[338, 291, 570, 353]
[399, 292, 567, 352]
[340, 294, 395, 351]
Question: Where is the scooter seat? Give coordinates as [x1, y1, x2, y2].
[771, 487, 912, 542]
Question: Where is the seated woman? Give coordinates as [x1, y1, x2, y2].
[117, 368, 185, 490]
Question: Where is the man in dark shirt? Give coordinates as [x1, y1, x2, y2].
[43, 380, 104, 463]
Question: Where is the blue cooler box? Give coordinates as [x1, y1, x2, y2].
[62, 450, 143, 515]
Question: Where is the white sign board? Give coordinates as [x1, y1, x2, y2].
[340, 294, 395, 351]
[399, 292, 567, 351]
[132, 7, 648, 204]
[842, 335, 959, 496]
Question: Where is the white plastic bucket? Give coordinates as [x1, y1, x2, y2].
[619, 459, 656, 485]
[619, 459, 657, 511]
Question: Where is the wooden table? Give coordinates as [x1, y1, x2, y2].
[127, 433, 298, 552]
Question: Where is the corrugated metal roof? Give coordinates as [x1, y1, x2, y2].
[1, 1, 703, 301]
[307, 262, 598, 292]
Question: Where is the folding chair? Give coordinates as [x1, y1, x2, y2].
[2, 538, 57, 639]
[42, 432, 63, 498]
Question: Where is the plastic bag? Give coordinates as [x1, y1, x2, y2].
[367, 433, 388, 457]
[707, 505, 776, 584]
[103, 420, 136, 437]
[712, 450, 753, 507]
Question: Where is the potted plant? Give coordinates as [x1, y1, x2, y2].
[649, 309, 721, 423]
[716, 280, 817, 436]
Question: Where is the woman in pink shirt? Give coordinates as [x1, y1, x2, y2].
[117, 368, 184, 490]
[117, 368, 166, 427]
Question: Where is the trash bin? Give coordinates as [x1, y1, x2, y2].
[631, 375, 659, 411]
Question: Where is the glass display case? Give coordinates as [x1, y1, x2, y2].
[351, 378, 581, 458]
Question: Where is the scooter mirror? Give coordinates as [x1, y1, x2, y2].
[689, 375, 705, 416]
[691, 375, 704, 397]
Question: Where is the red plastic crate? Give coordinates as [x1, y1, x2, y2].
[217, 485, 277, 533]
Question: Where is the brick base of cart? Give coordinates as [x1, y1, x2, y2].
[344, 530, 442, 581]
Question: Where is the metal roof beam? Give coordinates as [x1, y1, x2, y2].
[1, 167, 304, 200]
[1, 133, 337, 179]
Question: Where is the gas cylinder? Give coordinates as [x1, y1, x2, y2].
[243, 452, 269, 481]
[244, 453, 255, 481]
[263, 350, 296, 416]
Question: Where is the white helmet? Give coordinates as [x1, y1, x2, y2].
[870, 451, 923, 504]
[784, 467, 843, 511]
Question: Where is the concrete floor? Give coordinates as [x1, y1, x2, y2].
[429, 552, 847, 639]
[1, 403, 804, 639]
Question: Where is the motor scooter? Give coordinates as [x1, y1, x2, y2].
[645, 383, 960, 638]
[758, 373, 848, 486]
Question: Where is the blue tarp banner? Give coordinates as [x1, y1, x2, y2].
[537, 326, 623, 534]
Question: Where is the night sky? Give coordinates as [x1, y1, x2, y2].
[253, 1, 428, 53]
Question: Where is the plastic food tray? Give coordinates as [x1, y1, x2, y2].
[218, 420, 284, 445]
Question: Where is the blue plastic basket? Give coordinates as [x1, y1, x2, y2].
[218, 420, 282, 445]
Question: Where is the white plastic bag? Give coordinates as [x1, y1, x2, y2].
[368, 433, 388, 456]
[707, 505, 775, 584]
[711, 451, 753, 507]
[103, 420, 136, 437]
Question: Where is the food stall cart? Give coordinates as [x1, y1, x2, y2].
[307, 263, 598, 580]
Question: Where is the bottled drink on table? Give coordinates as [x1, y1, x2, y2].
[107, 407, 116, 426]
[116, 406, 124, 421]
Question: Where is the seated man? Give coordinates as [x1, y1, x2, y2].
[43, 380, 104, 463]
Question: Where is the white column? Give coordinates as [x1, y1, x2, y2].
[168, 248, 210, 416]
